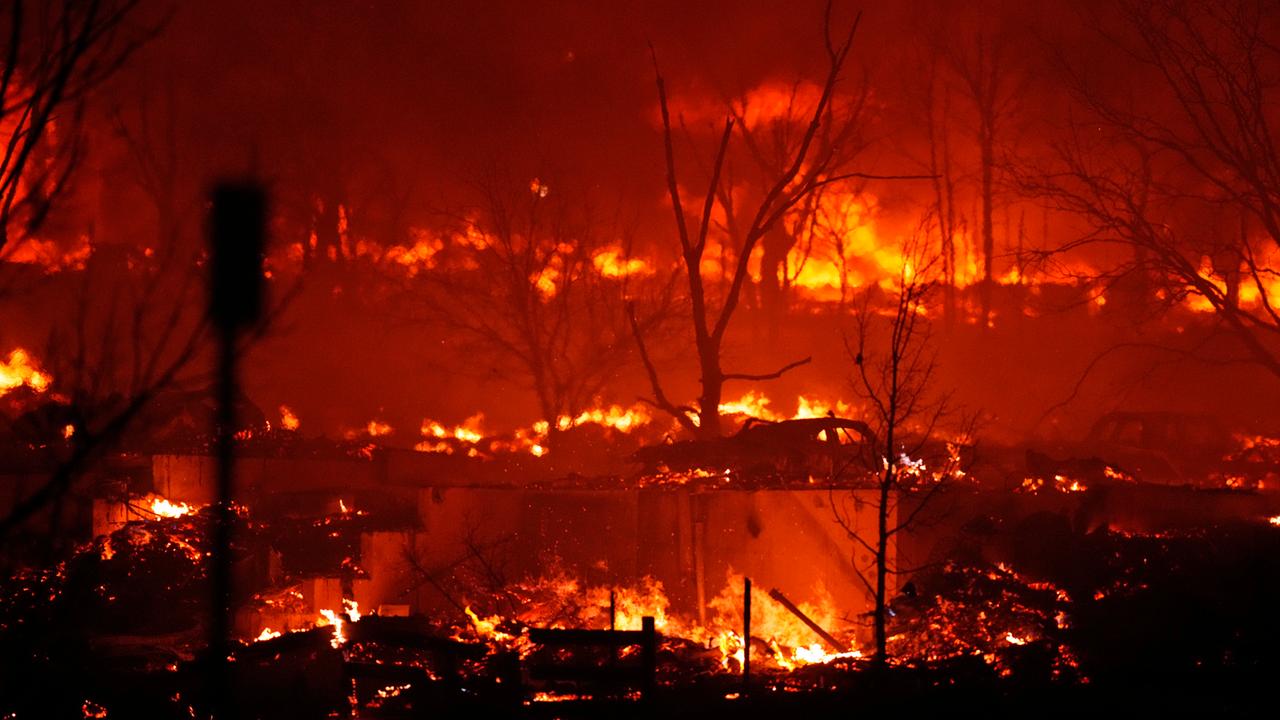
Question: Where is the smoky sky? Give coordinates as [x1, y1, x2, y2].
[113, 0, 1092, 225]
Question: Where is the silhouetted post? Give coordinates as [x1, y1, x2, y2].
[743, 577, 751, 692]
[208, 183, 266, 719]
[609, 589, 617, 666]
[640, 615, 656, 701]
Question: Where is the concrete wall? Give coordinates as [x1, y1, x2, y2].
[351, 487, 891, 627]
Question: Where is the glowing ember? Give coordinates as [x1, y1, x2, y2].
[3, 235, 92, 273]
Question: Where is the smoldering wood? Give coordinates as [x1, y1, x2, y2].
[767, 587, 842, 651]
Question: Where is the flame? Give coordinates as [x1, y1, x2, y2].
[279, 405, 300, 431]
[345, 419, 393, 441]
[416, 413, 487, 453]
[0, 348, 51, 395]
[556, 403, 652, 433]
[479, 569, 858, 672]
[1268, 515, 1280, 527]
[416, 404, 653, 456]
[147, 495, 195, 518]
[1186, 253, 1280, 314]
[718, 390, 779, 421]
[592, 247, 653, 279]
[1021, 475, 1088, 494]
[344, 598, 362, 622]
[792, 395, 854, 419]
[719, 391, 857, 425]
[318, 608, 345, 648]
[316, 599, 359, 649]
[699, 571, 860, 670]
[255, 627, 282, 642]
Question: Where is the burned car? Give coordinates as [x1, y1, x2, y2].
[1026, 411, 1274, 488]
[630, 416, 875, 481]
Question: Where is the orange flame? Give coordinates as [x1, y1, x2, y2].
[0, 348, 51, 396]
[147, 495, 195, 518]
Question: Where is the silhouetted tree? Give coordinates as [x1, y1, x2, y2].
[631, 4, 876, 439]
[415, 175, 662, 448]
[834, 219, 968, 667]
[1024, 0, 1280, 380]
[0, 0, 152, 252]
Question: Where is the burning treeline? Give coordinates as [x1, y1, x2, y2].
[3, 0, 1280, 717]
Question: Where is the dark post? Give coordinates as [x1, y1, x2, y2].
[640, 615, 656, 701]
[208, 183, 266, 719]
[609, 589, 617, 666]
[743, 576, 751, 691]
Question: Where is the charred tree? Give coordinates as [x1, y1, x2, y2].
[0, 0, 153, 253]
[834, 220, 967, 667]
[1022, 0, 1280, 382]
[631, 4, 873, 439]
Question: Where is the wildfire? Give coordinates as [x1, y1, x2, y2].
[279, 405, 300, 431]
[0, 348, 51, 396]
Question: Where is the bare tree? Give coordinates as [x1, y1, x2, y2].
[833, 220, 967, 667]
[718, 74, 873, 333]
[930, 8, 1026, 328]
[414, 176, 661, 449]
[630, 5, 927, 439]
[0, 0, 153, 252]
[1023, 0, 1280, 380]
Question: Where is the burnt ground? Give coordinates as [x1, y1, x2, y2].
[2, 496, 1279, 718]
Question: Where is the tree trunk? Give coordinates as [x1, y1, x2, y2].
[874, 470, 891, 667]
[979, 122, 995, 328]
[697, 344, 723, 439]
